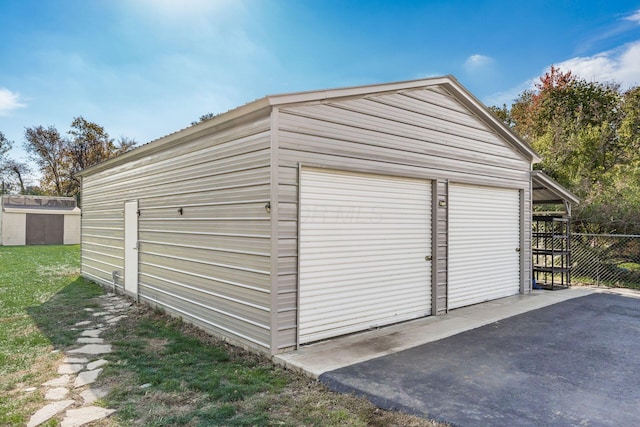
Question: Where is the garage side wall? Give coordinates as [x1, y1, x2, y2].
[273, 86, 532, 351]
[81, 114, 273, 352]
[2, 212, 26, 245]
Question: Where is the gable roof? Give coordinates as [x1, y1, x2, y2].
[79, 75, 540, 176]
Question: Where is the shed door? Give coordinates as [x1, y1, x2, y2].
[124, 201, 139, 298]
[26, 214, 64, 245]
[448, 184, 520, 309]
[299, 168, 432, 344]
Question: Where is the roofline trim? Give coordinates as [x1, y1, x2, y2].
[532, 170, 580, 205]
[79, 75, 541, 177]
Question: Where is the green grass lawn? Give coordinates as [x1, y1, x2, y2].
[0, 245, 443, 426]
[0, 245, 103, 425]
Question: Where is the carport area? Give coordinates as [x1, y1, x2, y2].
[313, 290, 640, 426]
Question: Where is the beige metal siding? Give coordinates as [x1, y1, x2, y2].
[298, 168, 432, 343]
[81, 115, 273, 351]
[433, 180, 448, 314]
[1, 212, 26, 245]
[448, 183, 521, 309]
[274, 86, 531, 351]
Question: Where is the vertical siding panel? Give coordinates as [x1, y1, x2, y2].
[523, 185, 532, 293]
[436, 180, 448, 314]
[270, 108, 280, 353]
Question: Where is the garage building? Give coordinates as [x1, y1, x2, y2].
[1, 195, 81, 246]
[79, 76, 561, 354]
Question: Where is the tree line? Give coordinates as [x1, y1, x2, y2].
[2, 71, 640, 234]
[0, 117, 136, 198]
[489, 67, 640, 234]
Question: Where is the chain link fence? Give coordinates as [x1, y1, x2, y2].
[571, 233, 640, 289]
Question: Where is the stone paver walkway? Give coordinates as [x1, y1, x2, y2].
[27, 293, 132, 427]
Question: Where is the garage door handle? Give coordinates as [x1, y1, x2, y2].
[515, 248, 520, 252]
[425, 255, 432, 261]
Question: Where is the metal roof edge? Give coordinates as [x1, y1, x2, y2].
[78, 98, 272, 177]
[78, 75, 541, 176]
[2, 207, 81, 214]
[531, 170, 580, 205]
[265, 76, 453, 105]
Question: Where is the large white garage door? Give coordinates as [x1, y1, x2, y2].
[299, 168, 432, 344]
[448, 183, 520, 310]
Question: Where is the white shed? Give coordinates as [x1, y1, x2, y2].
[79, 76, 571, 355]
[1, 195, 81, 245]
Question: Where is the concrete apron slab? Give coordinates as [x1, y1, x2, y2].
[274, 287, 596, 378]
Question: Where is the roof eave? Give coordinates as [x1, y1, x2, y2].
[78, 75, 542, 176]
[78, 97, 272, 177]
[531, 170, 580, 205]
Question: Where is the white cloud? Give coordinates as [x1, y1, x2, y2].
[555, 41, 640, 89]
[464, 54, 493, 69]
[485, 41, 640, 107]
[624, 9, 640, 24]
[0, 88, 26, 115]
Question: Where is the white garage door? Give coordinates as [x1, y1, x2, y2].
[299, 168, 432, 344]
[448, 183, 520, 310]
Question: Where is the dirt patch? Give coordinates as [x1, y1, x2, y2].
[145, 338, 169, 353]
[37, 264, 80, 277]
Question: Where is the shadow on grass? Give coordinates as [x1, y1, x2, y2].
[101, 308, 289, 426]
[26, 276, 104, 351]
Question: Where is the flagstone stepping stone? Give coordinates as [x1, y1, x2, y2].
[92, 311, 109, 317]
[27, 399, 74, 427]
[60, 406, 116, 427]
[107, 315, 128, 324]
[87, 359, 109, 370]
[42, 375, 71, 387]
[79, 387, 109, 405]
[24, 387, 37, 392]
[80, 329, 103, 338]
[74, 320, 92, 326]
[68, 344, 112, 355]
[57, 364, 84, 374]
[83, 308, 94, 312]
[44, 387, 69, 400]
[77, 337, 104, 344]
[62, 357, 89, 364]
[74, 368, 103, 388]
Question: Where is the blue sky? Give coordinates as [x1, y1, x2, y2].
[1, 0, 640, 185]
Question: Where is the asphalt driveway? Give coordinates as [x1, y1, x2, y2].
[320, 293, 640, 426]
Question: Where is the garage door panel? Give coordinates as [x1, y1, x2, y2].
[299, 168, 432, 344]
[449, 184, 520, 310]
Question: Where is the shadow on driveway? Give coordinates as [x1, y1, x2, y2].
[320, 293, 640, 427]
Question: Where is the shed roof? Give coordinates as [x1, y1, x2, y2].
[78, 75, 541, 177]
[531, 170, 579, 205]
[1, 195, 80, 214]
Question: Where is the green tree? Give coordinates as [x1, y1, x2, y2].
[2, 159, 30, 194]
[191, 112, 216, 126]
[65, 117, 136, 195]
[24, 125, 67, 196]
[495, 67, 640, 233]
[25, 118, 137, 197]
[0, 131, 12, 194]
[0, 131, 10, 161]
